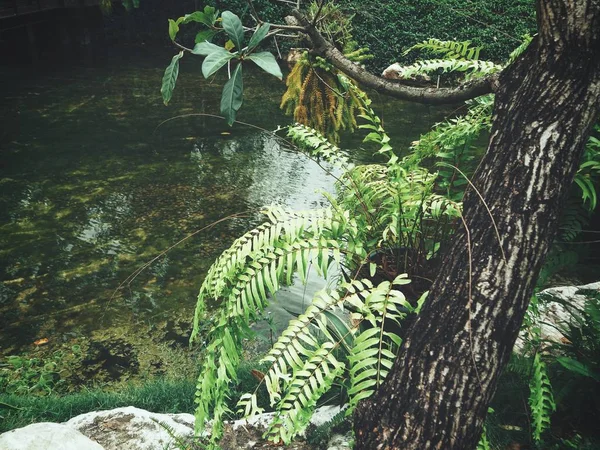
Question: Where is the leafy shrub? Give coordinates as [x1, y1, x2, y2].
[0, 346, 82, 396]
[336, 0, 536, 70]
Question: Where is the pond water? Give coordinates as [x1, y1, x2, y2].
[0, 47, 452, 383]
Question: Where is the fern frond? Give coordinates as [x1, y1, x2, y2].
[191, 207, 335, 343]
[193, 211, 356, 446]
[559, 199, 589, 242]
[237, 276, 416, 443]
[250, 283, 372, 410]
[506, 34, 534, 65]
[347, 276, 414, 411]
[477, 424, 491, 450]
[393, 59, 501, 79]
[264, 342, 345, 444]
[574, 131, 600, 210]
[537, 247, 579, 288]
[529, 353, 556, 443]
[403, 38, 483, 60]
[286, 124, 352, 170]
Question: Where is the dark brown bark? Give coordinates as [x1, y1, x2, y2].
[350, 0, 600, 449]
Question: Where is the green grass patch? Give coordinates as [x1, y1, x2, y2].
[0, 358, 273, 433]
[0, 377, 196, 433]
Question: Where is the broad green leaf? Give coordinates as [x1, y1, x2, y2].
[182, 11, 211, 26]
[202, 49, 236, 78]
[323, 310, 354, 350]
[556, 357, 599, 380]
[203, 6, 218, 24]
[161, 51, 183, 105]
[221, 11, 244, 51]
[246, 52, 282, 80]
[168, 18, 180, 42]
[247, 23, 270, 51]
[220, 64, 244, 126]
[195, 29, 218, 44]
[193, 41, 224, 56]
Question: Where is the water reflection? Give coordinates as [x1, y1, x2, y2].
[0, 48, 452, 363]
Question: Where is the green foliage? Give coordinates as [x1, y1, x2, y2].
[245, 52, 282, 79]
[477, 424, 491, 450]
[0, 377, 197, 433]
[306, 1, 357, 53]
[396, 59, 502, 79]
[220, 64, 244, 125]
[221, 11, 245, 51]
[403, 38, 483, 60]
[575, 126, 600, 210]
[190, 87, 462, 445]
[280, 49, 371, 143]
[162, 7, 282, 125]
[516, 289, 600, 446]
[336, 0, 536, 70]
[0, 346, 82, 396]
[161, 52, 183, 106]
[529, 352, 556, 443]
[100, 0, 140, 15]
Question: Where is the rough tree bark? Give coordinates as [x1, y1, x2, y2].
[348, 1, 600, 448]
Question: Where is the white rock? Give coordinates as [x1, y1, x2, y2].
[230, 404, 344, 436]
[307, 405, 344, 428]
[65, 406, 195, 450]
[382, 63, 405, 80]
[326, 432, 353, 450]
[382, 63, 432, 82]
[516, 281, 600, 350]
[538, 282, 599, 341]
[0, 422, 104, 450]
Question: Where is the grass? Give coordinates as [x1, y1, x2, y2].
[0, 358, 271, 433]
[0, 377, 197, 433]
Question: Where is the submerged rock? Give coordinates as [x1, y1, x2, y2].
[0, 422, 104, 450]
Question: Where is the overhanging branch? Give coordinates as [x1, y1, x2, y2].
[291, 10, 498, 105]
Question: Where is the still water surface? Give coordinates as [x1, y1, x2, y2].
[0, 48, 450, 377]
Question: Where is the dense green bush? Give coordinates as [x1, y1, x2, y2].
[337, 0, 536, 70]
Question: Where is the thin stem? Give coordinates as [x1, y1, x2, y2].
[312, 0, 326, 27]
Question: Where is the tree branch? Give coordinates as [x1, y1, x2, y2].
[291, 10, 499, 105]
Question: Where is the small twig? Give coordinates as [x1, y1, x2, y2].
[107, 212, 251, 311]
[311, 0, 326, 27]
[311, 65, 346, 97]
[273, 35, 282, 59]
[172, 40, 194, 54]
[437, 162, 507, 263]
[269, 23, 306, 31]
[245, 0, 262, 24]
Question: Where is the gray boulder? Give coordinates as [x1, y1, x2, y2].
[0, 422, 104, 450]
[65, 406, 196, 450]
[516, 281, 600, 350]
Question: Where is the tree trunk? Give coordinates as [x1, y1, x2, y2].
[353, 1, 600, 448]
